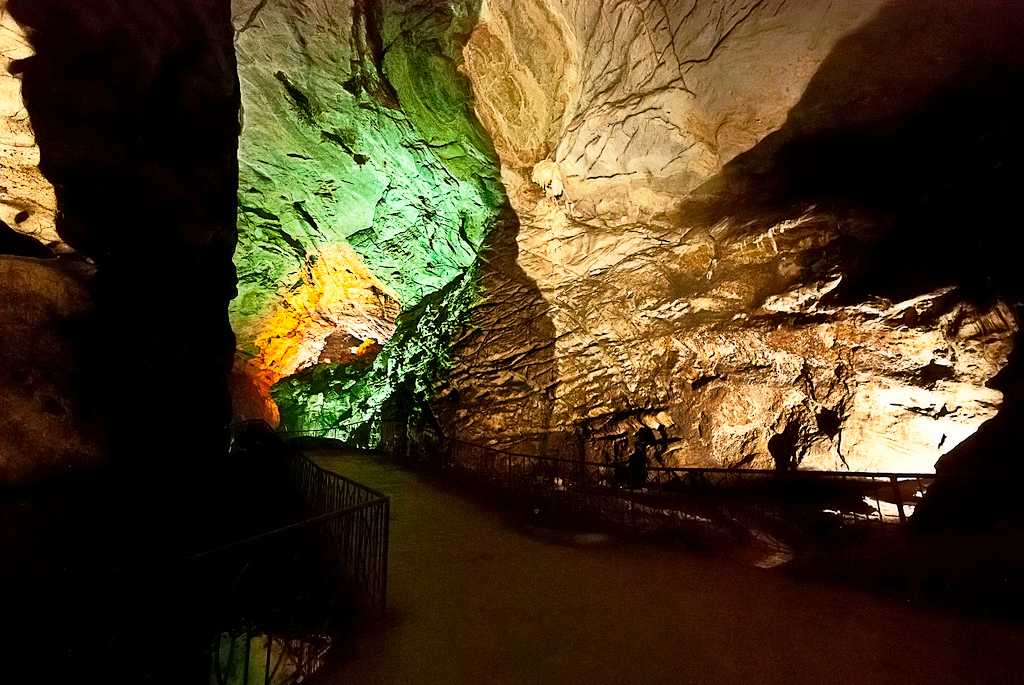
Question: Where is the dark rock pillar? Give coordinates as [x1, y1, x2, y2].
[7, 0, 240, 472]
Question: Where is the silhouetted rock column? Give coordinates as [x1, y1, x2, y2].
[7, 0, 239, 475]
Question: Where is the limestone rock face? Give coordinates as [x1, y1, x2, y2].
[443, 190, 1015, 471]
[233, 0, 1021, 473]
[231, 0, 508, 431]
[464, 0, 888, 217]
[438, 0, 1023, 472]
[0, 7, 57, 247]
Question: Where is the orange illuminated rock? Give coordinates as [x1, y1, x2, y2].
[232, 243, 400, 421]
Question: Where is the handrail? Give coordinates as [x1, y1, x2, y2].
[200, 436, 390, 685]
[193, 499, 385, 561]
[449, 438, 937, 481]
[285, 422, 940, 530]
[290, 448, 390, 502]
[391, 426, 945, 528]
[281, 424, 940, 480]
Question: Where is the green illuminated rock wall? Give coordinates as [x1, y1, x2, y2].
[273, 260, 484, 440]
[233, 0, 506, 438]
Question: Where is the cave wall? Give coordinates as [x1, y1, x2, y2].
[444, 0, 1023, 471]
[2, 0, 239, 478]
[234, 0, 1022, 474]
[0, 0, 1014, 485]
[231, 0, 516, 437]
[0, 256, 101, 483]
[0, 10, 58, 250]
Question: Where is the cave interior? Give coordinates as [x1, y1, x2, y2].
[2, 0, 1024, 682]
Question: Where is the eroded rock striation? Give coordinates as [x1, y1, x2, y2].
[235, 0, 1023, 473]
[0, 7, 57, 251]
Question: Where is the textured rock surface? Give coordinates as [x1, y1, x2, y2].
[438, 0, 1022, 472]
[0, 7, 57, 248]
[443, 195, 1015, 471]
[235, 0, 1022, 473]
[232, 0, 509, 431]
[464, 0, 888, 212]
[0, 256, 101, 484]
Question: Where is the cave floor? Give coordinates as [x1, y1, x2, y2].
[310, 450, 1023, 685]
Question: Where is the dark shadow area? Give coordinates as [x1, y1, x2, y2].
[0, 420, 329, 683]
[2, 0, 240, 681]
[0, 218, 53, 257]
[7, 0, 239, 469]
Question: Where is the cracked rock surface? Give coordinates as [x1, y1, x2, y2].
[234, 0, 1022, 473]
[440, 0, 1022, 472]
[0, 7, 57, 250]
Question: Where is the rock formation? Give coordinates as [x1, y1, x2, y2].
[233, 0, 1022, 473]
[0, 255, 102, 484]
[231, 0, 507, 432]
[0, 8, 57, 250]
[3, 0, 240, 481]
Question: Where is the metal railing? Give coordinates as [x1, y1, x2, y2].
[278, 427, 351, 441]
[287, 452, 390, 612]
[194, 445, 389, 685]
[285, 417, 935, 537]
[437, 436, 935, 530]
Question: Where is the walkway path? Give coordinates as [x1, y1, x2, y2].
[313, 451, 1022, 684]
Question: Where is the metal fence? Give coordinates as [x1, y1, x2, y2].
[287, 452, 390, 612]
[441, 437, 935, 530]
[194, 447, 389, 685]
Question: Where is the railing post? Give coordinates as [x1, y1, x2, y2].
[264, 633, 272, 684]
[382, 498, 390, 614]
[242, 625, 251, 685]
[890, 475, 907, 525]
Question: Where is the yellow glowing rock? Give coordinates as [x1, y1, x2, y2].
[353, 337, 377, 357]
[234, 244, 401, 422]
